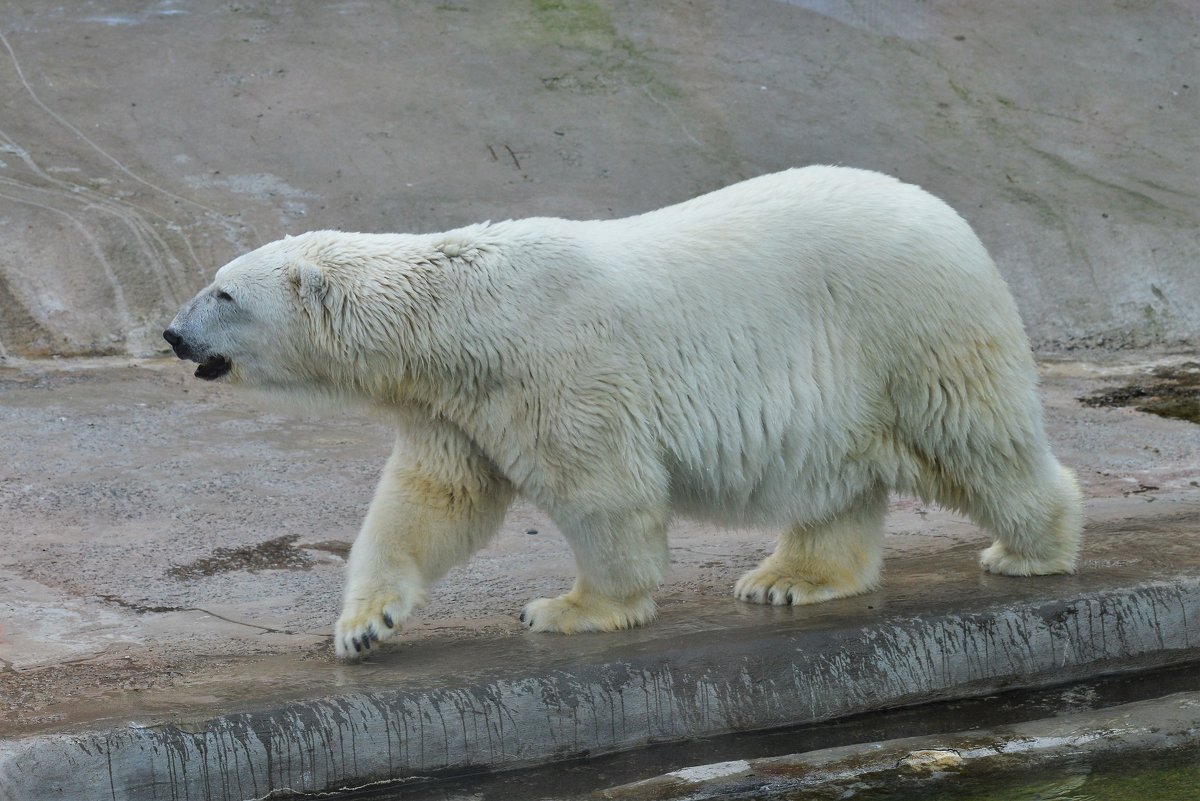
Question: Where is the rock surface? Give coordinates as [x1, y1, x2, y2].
[0, 1, 1197, 357]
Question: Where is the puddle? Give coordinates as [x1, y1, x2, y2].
[1079, 362, 1200, 424]
[167, 534, 314, 579]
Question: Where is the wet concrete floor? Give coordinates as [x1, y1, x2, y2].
[1, 353, 1198, 737]
[0, 354, 1195, 801]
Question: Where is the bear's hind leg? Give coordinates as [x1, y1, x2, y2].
[735, 489, 887, 606]
[521, 506, 669, 634]
[975, 458, 1082, 576]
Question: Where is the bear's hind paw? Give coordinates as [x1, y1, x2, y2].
[979, 542, 1078, 577]
[734, 566, 874, 606]
[334, 588, 423, 661]
[520, 592, 656, 634]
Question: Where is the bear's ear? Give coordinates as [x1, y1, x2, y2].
[289, 261, 330, 316]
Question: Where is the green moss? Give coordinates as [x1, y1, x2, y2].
[1079, 761, 1200, 801]
[521, 0, 678, 96]
[530, 0, 616, 52]
[880, 751, 1200, 801]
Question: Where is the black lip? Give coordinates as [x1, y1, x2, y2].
[195, 355, 231, 381]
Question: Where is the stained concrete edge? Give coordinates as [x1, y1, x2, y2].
[1, 577, 1198, 801]
[599, 690, 1200, 800]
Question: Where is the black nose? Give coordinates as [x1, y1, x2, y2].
[163, 328, 189, 359]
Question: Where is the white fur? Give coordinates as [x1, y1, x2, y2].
[167, 166, 1083, 660]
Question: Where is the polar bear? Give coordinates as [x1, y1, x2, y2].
[164, 167, 1082, 660]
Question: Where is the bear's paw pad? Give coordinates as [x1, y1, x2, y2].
[520, 593, 656, 634]
[733, 567, 854, 606]
[334, 590, 418, 660]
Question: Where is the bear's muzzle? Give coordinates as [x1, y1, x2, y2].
[163, 328, 232, 380]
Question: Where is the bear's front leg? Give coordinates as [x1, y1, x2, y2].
[520, 505, 669, 634]
[335, 427, 513, 660]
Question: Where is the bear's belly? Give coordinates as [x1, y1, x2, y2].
[664, 444, 880, 528]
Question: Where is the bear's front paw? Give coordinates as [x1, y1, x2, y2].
[334, 584, 426, 661]
[520, 592, 656, 634]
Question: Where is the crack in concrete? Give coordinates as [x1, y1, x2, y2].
[194, 609, 291, 636]
[96, 594, 293, 635]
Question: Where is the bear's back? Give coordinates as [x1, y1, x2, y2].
[542, 167, 1035, 526]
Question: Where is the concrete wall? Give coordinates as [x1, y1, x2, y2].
[0, 0, 1195, 357]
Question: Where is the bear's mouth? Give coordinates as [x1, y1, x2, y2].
[195, 355, 232, 381]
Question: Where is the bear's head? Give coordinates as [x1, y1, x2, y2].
[165, 232, 409, 399]
[164, 235, 327, 387]
[166, 228, 498, 403]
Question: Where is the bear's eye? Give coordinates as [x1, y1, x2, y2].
[215, 289, 234, 302]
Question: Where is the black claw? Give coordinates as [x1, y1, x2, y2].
[382, 613, 394, 628]
[352, 637, 362, 653]
[519, 611, 526, 623]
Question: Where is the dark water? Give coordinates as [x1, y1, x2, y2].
[887, 750, 1200, 801]
[353, 663, 1200, 800]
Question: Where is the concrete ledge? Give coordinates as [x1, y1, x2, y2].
[601, 691, 1200, 800]
[3, 577, 1198, 800]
